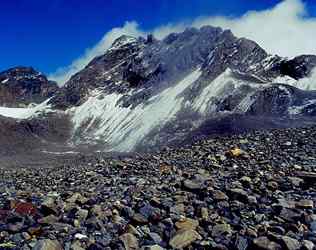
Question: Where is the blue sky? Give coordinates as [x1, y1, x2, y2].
[0, 0, 315, 79]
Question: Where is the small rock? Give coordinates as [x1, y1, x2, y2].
[74, 233, 88, 240]
[141, 245, 165, 250]
[288, 177, 303, 187]
[39, 215, 59, 225]
[76, 208, 89, 222]
[175, 218, 199, 230]
[250, 237, 282, 250]
[183, 179, 205, 191]
[32, 239, 63, 250]
[66, 193, 87, 204]
[302, 240, 314, 250]
[227, 188, 249, 203]
[211, 223, 232, 238]
[70, 241, 85, 250]
[240, 176, 252, 187]
[11, 201, 37, 216]
[132, 213, 148, 224]
[212, 190, 229, 201]
[228, 148, 244, 157]
[200, 207, 208, 220]
[296, 199, 313, 209]
[41, 197, 58, 216]
[119, 233, 139, 250]
[267, 181, 278, 191]
[169, 229, 202, 249]
[280, 236, 300, 250]
[22, 232, 32, 240]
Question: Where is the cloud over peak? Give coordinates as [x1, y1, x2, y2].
[49, 0, 316, 85]
[49, 22, 144, 85]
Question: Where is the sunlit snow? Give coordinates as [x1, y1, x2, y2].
[273, 70, 316, 91]
[193, 69, 259, 114]
[65, 67, 316, 152]
[70, 68, 202, 151]
[1, 79, 9, 84]
[0, 99, 52, 119]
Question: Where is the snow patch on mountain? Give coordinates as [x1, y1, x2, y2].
[194, 69, 242, 113]
[1, 79, 9, 84]
[108, 35, 138, 51]
[236, 92, 257, 113]
[69, 68, 202, 151]
[273, 75, 297, 85]
[71, 67, 304, 151]
[288, 99, 316, 115]
[0, 99, 52, 119]
[273, 69, 316, 91]
[194, 69, 260, 114]
[292, 70, 316, 91]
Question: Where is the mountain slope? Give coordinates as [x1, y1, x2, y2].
[1, 26, 316, 154]
[47, 26, 316, 152]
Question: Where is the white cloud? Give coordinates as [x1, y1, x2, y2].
[292, 68, 316, 90]
[191, 0, 316, 58]
[49, 21, 144, 85]
[49, 0, 316, 85]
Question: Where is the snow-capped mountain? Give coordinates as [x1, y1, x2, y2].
[2, 26, 316, 153]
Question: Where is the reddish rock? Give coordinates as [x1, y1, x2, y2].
[11, 201, 37, 216]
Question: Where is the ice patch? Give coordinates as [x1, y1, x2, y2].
[108, 36, 138, 51]
[41, 150, 79, 155]
[288, 100, 316, 115]
[0, 99, 52, 119]
[273, 75, 297, 85]
[235, 92, 257, 113]
[1, 79, 9, 84]
[70, 68, 202, 151]
[275, 69, 316, 91]
[193, 69, 253, 113]
[291, 70, 316, 90]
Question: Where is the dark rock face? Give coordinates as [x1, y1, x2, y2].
[51, 35, 145, 109]
[276, 55, 316, 80]
[245, 85, 316, 116]
[0, 67, 58, 107]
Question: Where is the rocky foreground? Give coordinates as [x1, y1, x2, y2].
[1, 127, 316, 249]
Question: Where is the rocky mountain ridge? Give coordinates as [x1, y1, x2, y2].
[1, 26, 316, 154]
[51, 27, 316, 110]
[0, 67, 58, 108]
[49, 26, 316, 152]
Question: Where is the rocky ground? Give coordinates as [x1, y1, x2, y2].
[1, 126, 316, 249]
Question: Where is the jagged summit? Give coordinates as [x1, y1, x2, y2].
[109, 35, 139, 51]
[0, 66, 42, 78]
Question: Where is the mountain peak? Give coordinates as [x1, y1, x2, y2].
[0, 66, 58, 107]
[0, 66, 43, 79]
[109, 35, 139, 51]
